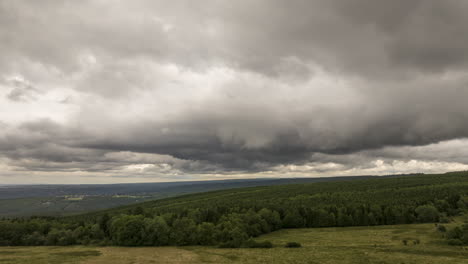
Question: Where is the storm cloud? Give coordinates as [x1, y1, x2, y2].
[1, 0, 468, 183]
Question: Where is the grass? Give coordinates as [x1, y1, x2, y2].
[1, 222, 467, 264]
[0, 247, 100, 264]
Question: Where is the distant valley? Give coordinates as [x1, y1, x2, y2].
[0, 176, 382, 217]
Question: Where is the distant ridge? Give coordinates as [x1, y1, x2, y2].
[0, 173, 429, 217]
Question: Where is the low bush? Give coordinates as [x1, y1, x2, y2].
[285, 242, 302, 248]
[447, 239, 463, 246]
[243, 239, 273, 248]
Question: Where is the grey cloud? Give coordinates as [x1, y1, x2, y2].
[4, 77, 40, 102]
[2, 0, 468, 83]
[0, 1, 441, 78]
[1, 1, 468, 181]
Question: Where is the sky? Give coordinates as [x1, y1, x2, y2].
[1, 0, 468, 184]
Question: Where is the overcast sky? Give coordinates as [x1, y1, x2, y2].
[2, 0, 468, 184]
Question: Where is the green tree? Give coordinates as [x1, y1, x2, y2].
[196, 222, 216, 245]
[22, 231, 45, 246]
[283, 209, 305, 228]
[110, 215, 146, 246]
[169, 217, 197, 245]
[258, 208, 282, 231]
[336, 209, 353, 227]
[99, 213, 111, 237]
[415, 205, 439, 223]
[142, 216, 170, 246]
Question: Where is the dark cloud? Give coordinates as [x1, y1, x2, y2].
[1, 1, 468, 182]
[2, 0, 466, 78]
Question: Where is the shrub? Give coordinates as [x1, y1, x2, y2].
[402, 240, 408, 246]
[243, 239, 273, 248]
[415, 205, 439, 223]
[447, 226, 463, 240]
[447, 239, 463, 246]
[285, 242, 302, 248]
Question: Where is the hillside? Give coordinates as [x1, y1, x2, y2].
[0, 176, 377, 217]
[85, 171, 468, 218]
[0, 172, 467, 248]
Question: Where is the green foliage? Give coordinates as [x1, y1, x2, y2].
[283, 209, 305, 228]
[169, 217, 197, 245]
[196, 222, 216, 245]
[110, 215, 146, 246]
[216, 216, 249, 248]
[447, 239, 463, 246]
[99, 213, 110, 237]
[22, 231, 45, 246]
[46, 229, 75, 246]
[415, 205, 439, 222]
[258, 208, 281, 231]
[217, 227, 249, 248]
[142, 216, 170, 246]
[446, 224, 468, 245]
[243, 239, 273, 248]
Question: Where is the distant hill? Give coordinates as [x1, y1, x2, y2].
[82, 171, 465, 219]
[0, 176, 381, 199]
[0, 175, 389, 217]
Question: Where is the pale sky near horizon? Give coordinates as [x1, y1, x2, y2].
[2, 0, 468, 184]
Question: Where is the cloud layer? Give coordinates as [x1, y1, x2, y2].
[1, 0, 468, 183]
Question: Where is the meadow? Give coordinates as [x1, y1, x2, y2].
[1, 222, 467, 264]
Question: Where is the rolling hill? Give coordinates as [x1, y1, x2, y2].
[0, 175, 380, 217]
[0, 171, 467, 249]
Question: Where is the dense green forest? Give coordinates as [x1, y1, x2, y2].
[0, 177, 370, 217]
[1, 172, 468, 247]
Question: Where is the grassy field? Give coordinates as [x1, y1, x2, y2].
[1, 222, 467, 264]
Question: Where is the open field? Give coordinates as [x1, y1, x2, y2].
[1, 222, 467, 264]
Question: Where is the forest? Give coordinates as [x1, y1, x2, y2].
[0, 176, 372, 217]
[1, 171, 468, 248]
